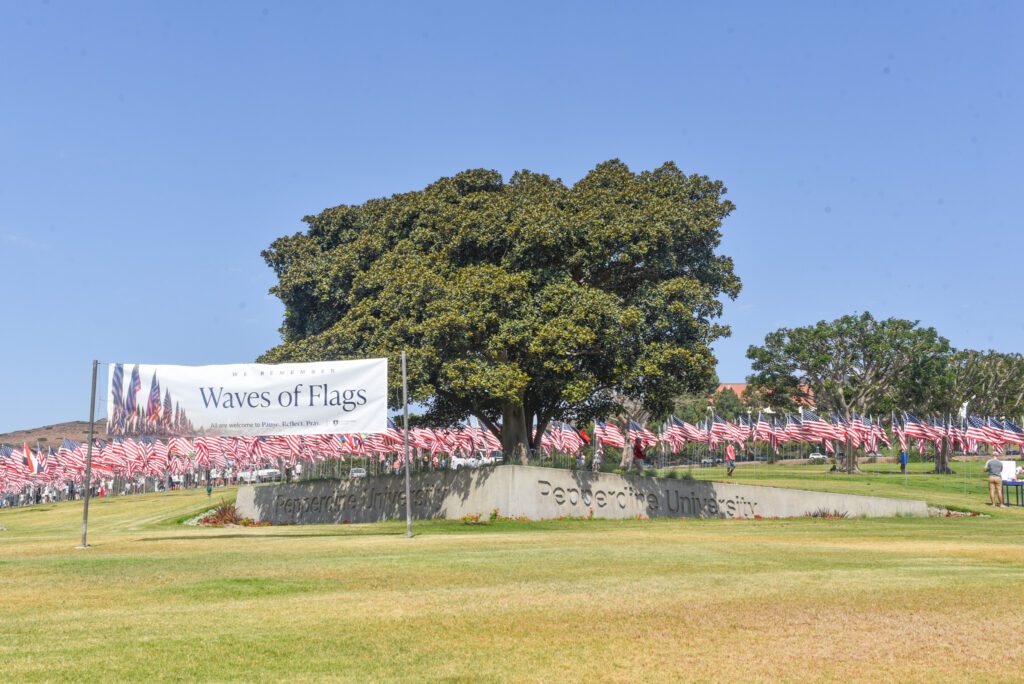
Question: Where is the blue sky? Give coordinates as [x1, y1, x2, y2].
[1, 1, 1020, 432]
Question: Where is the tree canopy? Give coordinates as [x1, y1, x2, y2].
[260, 160, 740, 457]
[947, 350, 1024, 417]
[712, 387, 745, 421]
[745, 312, 952, 417]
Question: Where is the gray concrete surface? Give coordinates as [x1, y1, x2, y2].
[236, 465, 928, 524]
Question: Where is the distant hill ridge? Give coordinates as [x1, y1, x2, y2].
[0, 419, 108, 447]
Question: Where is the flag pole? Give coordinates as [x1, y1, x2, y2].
[402, 351, 413, 539]
[78, 359, 98, 549]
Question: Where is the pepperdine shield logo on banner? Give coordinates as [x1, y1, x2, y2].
[106, 359, 387, 437]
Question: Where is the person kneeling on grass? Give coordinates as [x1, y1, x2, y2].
[984, 452, 1004, 507]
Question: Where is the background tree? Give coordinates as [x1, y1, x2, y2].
[947, 350, 1024, 418]
[746, 312, 953, 472]
[673, 392, 711, 424]
[713, 387, 744, 421]
[261, 160, 740, 460]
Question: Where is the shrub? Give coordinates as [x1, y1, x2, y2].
[208, 501, 241, 525]
[461, 513, 486, 525]
[807, 508, 849, 519]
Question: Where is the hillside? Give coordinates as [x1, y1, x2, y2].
[0, 419, 108, 447]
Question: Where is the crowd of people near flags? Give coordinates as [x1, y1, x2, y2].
[2, 410, 1023, 504]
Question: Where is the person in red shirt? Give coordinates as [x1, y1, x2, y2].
[725, 443, 736, 476]
[632, 438, 645, 469]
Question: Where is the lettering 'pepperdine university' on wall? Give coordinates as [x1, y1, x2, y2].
[237, 466, 929, 524]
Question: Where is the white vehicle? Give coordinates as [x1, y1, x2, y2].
[807, 453, 829, 465]
[349, 467, 367, 479]
[237, 468, 281, 483]
[451, 455, 481, 470]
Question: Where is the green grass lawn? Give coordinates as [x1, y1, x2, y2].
[2, 470, 1023, 682]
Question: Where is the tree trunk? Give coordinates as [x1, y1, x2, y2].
[619, 425, 633, 470]
[836, 436, 860, 473]
[501, 401, 530, 465]
[845, 437, 860, 473]
[934, 436, 953, 474]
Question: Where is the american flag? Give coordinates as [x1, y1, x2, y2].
[711, 415, 745, 444]
[862, 416, 878, 454]
[150, 439, 170, 471]
[785, 415, 803, 441]
[800, 410, 835, 441]
[831, 413, 850, 442]
[169, 437, 193, 457]
[385, 418, 405, 446]
[594, 421, 625, 447]
[664, 416, 686, 442]
[553, 421, 585, 453]
[1004, 419, 1024, 446]
[754, 412, 775, 444]
[409, 428, 436, 451]
[965, 416, 987, 447]
[662, 416, 688, 453]
[874, 417, 890, 449]
[628, 420, 659, 448]
[928, 417, 946, 448]
[981, 417, 1005, 446]
[891, 414, 906, 451]
[772, 418, 789, 444]
[680, 419, 706, 442]
[850, 414, 866, 446]
[22, 443, 45, 474]
[903, 413, 935, 441]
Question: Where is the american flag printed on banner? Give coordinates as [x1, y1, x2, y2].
[146, 372, 161, 426]
[110, 363, 124, 431]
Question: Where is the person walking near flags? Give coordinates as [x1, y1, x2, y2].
[725, 443, 736, 476]
[631, 437, 645, 470]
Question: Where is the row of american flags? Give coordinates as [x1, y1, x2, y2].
[0, 419, 495, 494]
[594, 411, 1024, 456]
[3, 412, 1022, 494]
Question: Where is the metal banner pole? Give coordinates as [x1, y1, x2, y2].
[402, 351, 413, 538]
[79, 359, 98, 549]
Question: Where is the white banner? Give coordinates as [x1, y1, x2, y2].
[106, 359, 387, 437]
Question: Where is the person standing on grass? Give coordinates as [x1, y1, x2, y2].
[725, 443, 736, 476]
[899, 449, 908, 474]
[632, 438, 645, 470]
[985, 451, 1005, 507]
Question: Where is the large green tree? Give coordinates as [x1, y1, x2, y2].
[746, 312, 953, 472]
[746, 312, 952, 418]
[260, 160, 740, 459]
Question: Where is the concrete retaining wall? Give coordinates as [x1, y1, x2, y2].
[236, 466, 928, 524]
